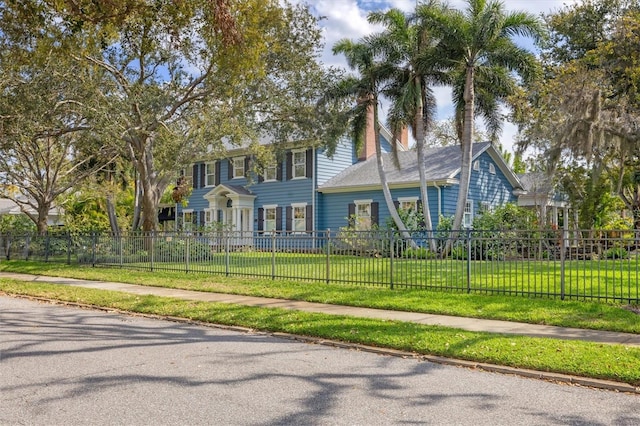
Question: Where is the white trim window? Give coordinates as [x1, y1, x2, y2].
[292, 203, 307, 233]
[232, 156, 245, 179]
[264, 164, 277, 182]
[355, 199, 372, 231]
[473, 160, 480, 171]
[182, 209, 194, 231]
[204, 208, 215, 225]
[205, 162, 216, 187]
[292, 149, 306, 179]
[264, 205, 277, 232]
[489, 163, 496, 174]
[398, 196, 418, 212]
[463, 200, 473, 228]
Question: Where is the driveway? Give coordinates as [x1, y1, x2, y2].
[1, 296, 638, 425]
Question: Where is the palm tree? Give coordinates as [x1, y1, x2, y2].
[368, 2, 451, 250]
[425, 0, 544, 232]
[331, 38, 413, 238]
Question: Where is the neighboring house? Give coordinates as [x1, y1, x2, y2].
[516, 172, 571, 230]
[0, 198, 64, 227]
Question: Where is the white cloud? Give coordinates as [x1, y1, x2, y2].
[310, 1, 381, 67]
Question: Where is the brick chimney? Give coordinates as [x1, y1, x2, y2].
[358, 102, 376, 161]
[396, 126, 409, 151]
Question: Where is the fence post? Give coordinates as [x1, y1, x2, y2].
[271, 229, 276, 280]
[560, 228, 566, 300]
[44, 233, 50, 262]
[225, 230, 230, 276]
[91, 232, 97, 267]
[325, 229, 331, 284]
[389, 229, 394, 290]
[186, 235, 191, 273]
[66, 232, 72, 265]
[4, 234, 9, 261]
[119, 234, 123, 268]
[23, 234, 30, 260]
[150, 232, 155, 272]
[466, 229, 472, 293]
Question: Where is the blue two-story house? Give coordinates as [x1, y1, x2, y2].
[177, 123, 405, 234]
[176, 110, 523, 235]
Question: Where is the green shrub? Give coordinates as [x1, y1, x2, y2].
[153, 238, 212, 262]
[0, 215, 36, 233]
[333, 219, 388, 256]
[603, 247, 629, 259]
[450, 245, 467, 260]
[402, 247, 436, 259]
[435, 215, 455, 253]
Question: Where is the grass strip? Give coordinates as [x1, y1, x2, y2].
[1, 261, 638, 333]
[1, 278, 639, 386]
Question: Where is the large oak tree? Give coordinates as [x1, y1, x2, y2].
[1, 0, 348, 232]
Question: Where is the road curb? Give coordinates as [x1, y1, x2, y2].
[5, 292, 639, 396]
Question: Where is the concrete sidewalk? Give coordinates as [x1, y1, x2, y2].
[2, 271, 639, 347]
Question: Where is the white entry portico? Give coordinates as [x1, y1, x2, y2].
[203, 184, 256, 234]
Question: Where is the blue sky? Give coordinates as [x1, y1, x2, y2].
[303, 0, 579, 153]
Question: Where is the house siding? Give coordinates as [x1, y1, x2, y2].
[184, 146, 347, 231]
[379, 134, 393, 154]
[468, 152, 516, 208]
[320, 151, 516, 231]
[438, 152, 516, 225]
[316, 138, 354, 186]
[319, 187, 441, 231]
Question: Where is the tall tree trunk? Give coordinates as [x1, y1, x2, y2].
[139, 168, 161, 233]
[631, 184, 640, 231]
[36, 203, 50, 235]
[444, 66, 475, 257]
[135, 140, 169, 233]
[414, 77, 436, 251]
[371, 99, 416, 248]
[106, 193, 120, 236]
[452, 66, 475, 232]
[131, 171, 142, 231]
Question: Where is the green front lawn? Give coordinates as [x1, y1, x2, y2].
[87, 249, 640, 300]
[1, 260, 638, 333]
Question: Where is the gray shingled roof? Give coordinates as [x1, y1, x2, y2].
[225, 184, 254, 195]
[517, 172, 554, 194]
[319, 142, 492, 190]
[0, 197, 64, 218]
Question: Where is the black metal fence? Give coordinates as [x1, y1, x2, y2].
[1, 229, 639, 304]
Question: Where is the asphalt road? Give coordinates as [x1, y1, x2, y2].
[1, 296, 638, 426]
